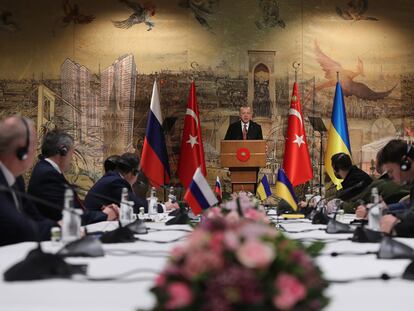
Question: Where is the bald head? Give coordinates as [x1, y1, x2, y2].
[0, 115, 36, 176]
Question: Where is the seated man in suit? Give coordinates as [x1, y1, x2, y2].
[331, 152, 373, 201]
[0, 116, 56, 246]
[103, 154, 120, 173]
[28, 130, 118, 224]
[85, 153, 178, 213]
[225, 106, 263, 140]
[85, 152, 148, 213]
[375, 140, 414, 237]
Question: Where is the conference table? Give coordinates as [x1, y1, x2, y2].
[0, 213, 414, 311]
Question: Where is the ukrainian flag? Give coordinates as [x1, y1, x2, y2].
[257, 175, 272, 201]
[274, 169, 298, 211]
[324, 82, 351, 188]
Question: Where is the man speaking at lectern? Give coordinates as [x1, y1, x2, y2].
[224, 106, 263, 140]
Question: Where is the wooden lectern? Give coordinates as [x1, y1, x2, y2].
[220, 140, 266, 193]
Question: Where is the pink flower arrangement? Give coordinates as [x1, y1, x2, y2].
[147, 193, 329, 311]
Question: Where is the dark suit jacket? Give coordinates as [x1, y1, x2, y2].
[336, 165, 373, 201]
[84, 171, 148, 213]
[0, 171, 54, 246]
[224, 120, 263, 140]
[28, 159, 107, 225]
[394, 186, 414, 237]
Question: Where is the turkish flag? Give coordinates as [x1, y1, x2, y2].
[282, 82, 313, 186]
[177, 82, 206, 188]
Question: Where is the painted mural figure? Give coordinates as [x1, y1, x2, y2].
[253, 64, 271, 117]
[256, 0, 285, 29]
[62, 0, 95, 26]
[179, 0, 219, 31]
[314, 42, 395, 100]
[335, 0, 378, 21]
[113, 0, 156, 31]
[0, 9, 19, 32]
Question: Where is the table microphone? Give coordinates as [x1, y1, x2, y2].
[0, 186, 87, 281]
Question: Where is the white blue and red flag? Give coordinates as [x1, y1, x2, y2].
[140, 80, 170, 187]
[215, 176, 222, 203]
[184, 168, 218, 215]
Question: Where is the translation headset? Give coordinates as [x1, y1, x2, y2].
[400, 144, 412, 172]
[16, 118, 30, 161]
[58, 145, 68, 156]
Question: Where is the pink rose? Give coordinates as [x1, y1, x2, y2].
[236, 239, 275, 269]
[244, 208, 269, 223]
[187, 229, 210, 249]
[224, 231, 240, 250]
[240, 222, 276, 240]
[170, 245, 186, 260]
[225, 210, 241, 225]
[206, 207, 223, 218]
[273, 273, 306, 310]
[209, 232, 224, 254]
[184, 249, 224, 278]
[165, 282, 193, 309]
[224, 199, 238, 211]
[154, 274, 166, 287]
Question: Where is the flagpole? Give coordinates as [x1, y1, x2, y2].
[292, 61, 300, 83]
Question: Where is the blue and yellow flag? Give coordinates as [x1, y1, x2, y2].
[324, 82, 351, 188]
[257, 175, 272, 201]
[274, 169, 298, 211]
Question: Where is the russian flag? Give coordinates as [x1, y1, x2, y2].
[184, 168, 218, 215]
[215, 176, 222, 203]
[140, 80, 170, 187]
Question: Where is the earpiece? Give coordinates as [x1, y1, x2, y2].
[400, 144, 412, 172]
[16, 118, 30, 161]
[58, 145, 68, 156]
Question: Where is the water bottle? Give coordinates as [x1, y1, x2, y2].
[119, 187, 133, 226]
[168, 186, 176, 203]
[368, 187, 381, 231]
[61, 188, 82, 244]
[147, 187, 158, 221]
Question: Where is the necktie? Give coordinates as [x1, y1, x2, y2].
[243, 123, 248, 140]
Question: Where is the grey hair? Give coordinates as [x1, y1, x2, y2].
[0, 116, 34, 156]
[41, 129, 74, 157]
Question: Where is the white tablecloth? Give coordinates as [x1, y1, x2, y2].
[1, 217, 414, 311]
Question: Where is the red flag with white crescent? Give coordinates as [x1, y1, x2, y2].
[177, 82, 206, 188]
[282, 82, 313, 186]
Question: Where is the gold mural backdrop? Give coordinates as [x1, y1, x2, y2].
[1, 0, 414, 193]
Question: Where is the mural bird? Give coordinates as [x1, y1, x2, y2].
[62, 0, 95, 25]
[179, 0, 219, 31]
[0, 10, 19, 32]
[335, 0, 378, 21]
[256, 0, 285, 29]
[112, 0, 156, 31]
[314, 42, 395, 101]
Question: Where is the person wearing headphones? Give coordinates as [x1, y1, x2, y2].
[0, 116, 56, 246]
[28, 129, 119, 224]
[375, 139, 414, 236]
[331, 152, 373, 201]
